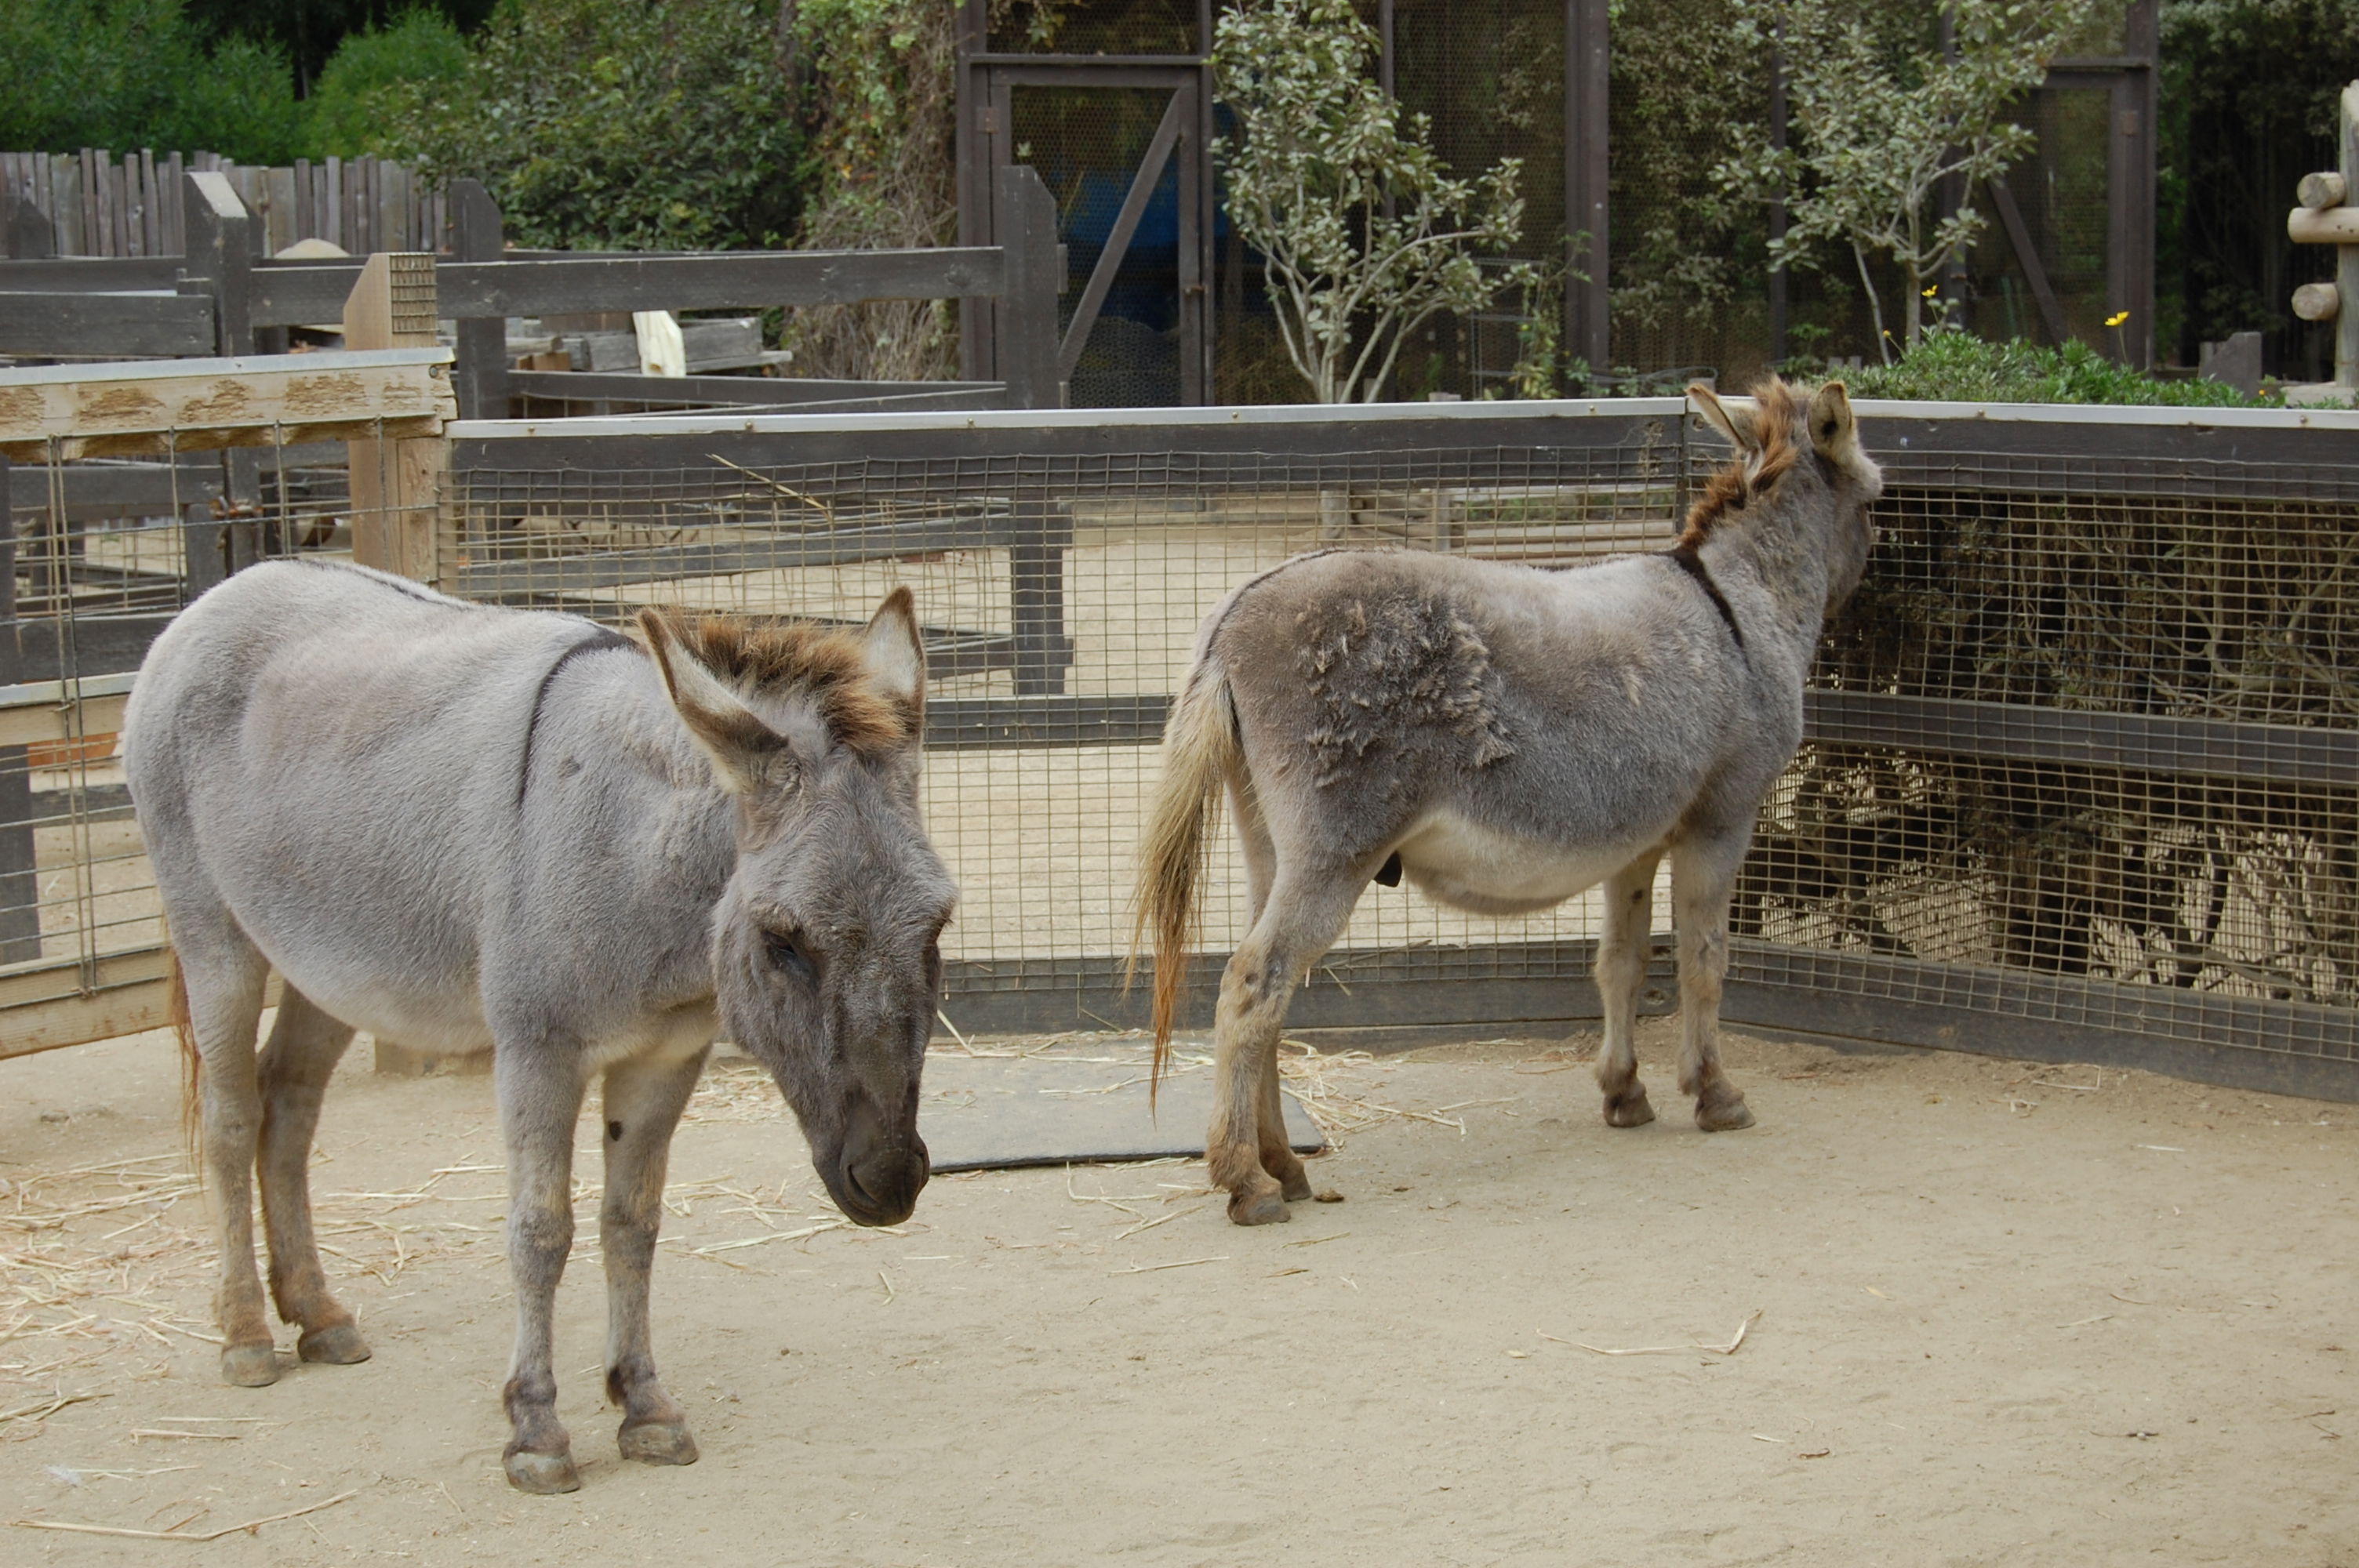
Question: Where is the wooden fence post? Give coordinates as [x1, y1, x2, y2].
[994, 165, 1064, 411]
[181, 170, 264, 548]
[450, 179, 509, 421]
[0, 452, 38, 964]
[343, 253, 450, 589]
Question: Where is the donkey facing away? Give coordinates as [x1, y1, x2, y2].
[1134, 380, 1881, 1225]
[123, 561, 954, 1493]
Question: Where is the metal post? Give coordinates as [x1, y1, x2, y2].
[451, 179, 508, 420]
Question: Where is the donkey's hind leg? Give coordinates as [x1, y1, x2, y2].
[175, 920, 278, 1386]
[1209, 870, 1361, 1225]
[599, 1044, 709, 1468]
[1229, 781, 1310, 1199]
[1594, 852, 1661, 1128]
[256, 987, 367, 1366]
[1671, 831, 1756, 1132]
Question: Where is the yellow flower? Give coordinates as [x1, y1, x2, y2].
[1921, 285, 1939, 297]
[2106, 310, 2131, 327]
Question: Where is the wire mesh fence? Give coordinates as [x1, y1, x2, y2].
[0, 427, 438, 1054]
[6, 396, 2354, 1099]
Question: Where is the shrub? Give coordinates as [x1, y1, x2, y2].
[1830, 330, 2267, 405]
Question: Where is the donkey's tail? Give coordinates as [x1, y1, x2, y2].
[1127, 658, 1240, 1098]
[165, 934, 202, 1179]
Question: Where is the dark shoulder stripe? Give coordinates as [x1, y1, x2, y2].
[1663, 544, 1746, 649]
[516, 629, 638, 807]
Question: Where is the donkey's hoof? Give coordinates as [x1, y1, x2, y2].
[220, 1344, 281, 1387]
[503, 1447, 581, 1495]
[1227, 1187, 1293, 1226]
[1603, 1087, 1656, 1128]
[297, 1323, 372, 1365]
[619, 1417, 700, 1467]
[1279, 1170, 1316, 1203]
[1696, 1091, 1756, 1132]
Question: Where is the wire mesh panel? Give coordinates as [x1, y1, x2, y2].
[448, 400, 2359, 1098]
[446, 408, 1688, 1018]
[1, 430, 432, 1057]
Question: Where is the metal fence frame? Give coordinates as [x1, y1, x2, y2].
[444, 394, 2359, 1102]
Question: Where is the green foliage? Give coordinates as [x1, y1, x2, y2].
[385, 0, 801, 251]
[0, 0, 307, 162]
[306, 10, 470, 158]
[1833, 329, 2267, 405]
[1717, 0, 2094, 360]
[2157, 0, 2359, 362]
[776, 0, 960, 379]
[1212, 0, 1536, 403]
[1609, 0, 1771, 338]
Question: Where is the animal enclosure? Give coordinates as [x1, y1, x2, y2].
[5, 393, 2354, 1104]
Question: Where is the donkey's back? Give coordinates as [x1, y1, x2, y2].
[125, 560, 633, 1052]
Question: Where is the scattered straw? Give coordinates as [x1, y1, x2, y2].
[1108, 1257, 1227, 1276]
[12, 1487, 361, 1541]
[1549, 1310, 1761, 1358]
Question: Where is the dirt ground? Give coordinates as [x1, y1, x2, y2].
[2, 1023, 2354, 1567]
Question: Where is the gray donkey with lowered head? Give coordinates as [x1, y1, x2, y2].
[124, 561, 954, 1493]
[1134, 380, 1880, 1225]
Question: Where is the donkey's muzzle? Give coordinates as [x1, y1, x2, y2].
[828, 1110, 929, 1226]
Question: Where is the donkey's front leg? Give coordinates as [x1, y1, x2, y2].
[1670, 834, 1755, 1132]
[1209, 874, 1359, 1225]
[496, 1046, 591, 1494]
[1594, 852, 1661, 1128]
[599, 1047, 709, 1468]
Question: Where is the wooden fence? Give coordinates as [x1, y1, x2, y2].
[0, 148, 440, 260]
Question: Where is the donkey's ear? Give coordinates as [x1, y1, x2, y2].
[861, 586, 925, 712]
[637, 608, 785, 795]
[1807, 381, 1878, 488]
[1690, 383, 1757, 453]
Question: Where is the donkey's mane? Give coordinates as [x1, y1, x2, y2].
[644, 609, 914, 757]
[1677, 379, 1807, 548]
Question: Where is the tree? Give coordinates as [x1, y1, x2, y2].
[1212, 0, 1536, 403]
[0, 0, 307, 162]
[779, 0, 961, 381]
[1717, 0, 2095, 361]
[306, 9, 471, 159]
[384, 0, 802, 251]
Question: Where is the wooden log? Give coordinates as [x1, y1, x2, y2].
[2294, 281, 2341, 321]
[2287, 205, 2359, 244]
[2298, 171, 2346, 211]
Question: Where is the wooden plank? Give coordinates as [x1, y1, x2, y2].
[0, 347, 456, 461]
[434, 248, 1007, 317]
[994, 167, 1063, 409]
[457, 513, 1027, 597]
[0, 289, 215, 356]
[0, 689, 131, 749]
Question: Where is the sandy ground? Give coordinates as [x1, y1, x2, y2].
[2, 1024, 2354, 1566]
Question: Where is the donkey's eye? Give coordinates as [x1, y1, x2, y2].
[764, 927, 816, 984]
